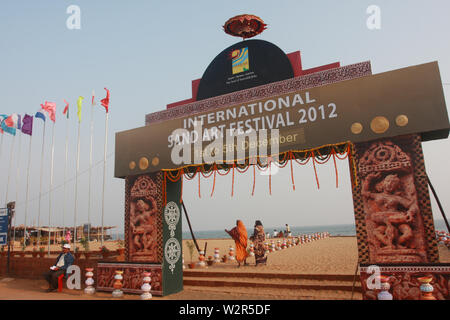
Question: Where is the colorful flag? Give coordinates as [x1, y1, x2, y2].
[77, 96, 84, 122]
[1, 122, 16, 136]
[100, 88, 110, 113]
[35, 110, 46, 122]
[40, 101, 56, 122]
[63, 99, 69, 119]
[1, 114, 17, 136]
[21, 114, 33, 136]
[4, 113, 18, 128]
[0, 114, 8, 134]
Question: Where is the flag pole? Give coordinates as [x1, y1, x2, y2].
[5, 135, 16, 205]
[5, 134, 16, 247]
[47, 121, 56, 255]
[23, 134, 33, 246]
[0, 133, 3, 161]
[62, 116, 69, 239]
[13, 132, 22, 246]
[87, 91, 95, 242]
[73, 120, 81, 251]
[101, 111, 109, 247]
[37, 121, 46, 247]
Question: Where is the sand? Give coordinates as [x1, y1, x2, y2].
[1, 236, 449, 300]
[182, 236, 360, 274]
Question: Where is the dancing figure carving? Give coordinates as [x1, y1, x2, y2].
[128, 175, 160, 262]
[359, 140, 427, 263]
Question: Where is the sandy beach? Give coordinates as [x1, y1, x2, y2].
[182, 236, 360, 274]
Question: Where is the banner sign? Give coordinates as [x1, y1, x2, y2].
[0, 208, 9, 246]
[115, 62, 449, 177]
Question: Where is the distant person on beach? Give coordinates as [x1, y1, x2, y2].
[43, 244, 75, 292]
[285, 224, 291, 237]
[24, 230, 30, 246]
[250, 220, 268, 266]
[273, 230, 278, 238]
[65, 230, 71, 243]
[225, 220, 248, 267]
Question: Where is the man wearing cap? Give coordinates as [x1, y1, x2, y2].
[43, 244, 75, 292]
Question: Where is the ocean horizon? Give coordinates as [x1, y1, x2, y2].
[183, 220, 448, 240]
[110, 220, 448, 240]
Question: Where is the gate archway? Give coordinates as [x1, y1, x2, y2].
[100, 38, 449, 298]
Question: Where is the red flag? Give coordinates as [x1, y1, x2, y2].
[41, 101, 56, 122]
[63, 99, 69, 118]
[100, 88, 110, 113]
[92, 90, 96, 106]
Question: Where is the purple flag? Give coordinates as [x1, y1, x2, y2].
[21, 114, 33, 136]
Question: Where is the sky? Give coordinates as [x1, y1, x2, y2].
[0, 1, 449, 235]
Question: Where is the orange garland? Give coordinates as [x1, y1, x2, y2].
[252, 164, 256, 196]
[331, 149, 338, 188]
[311, 151, 320, 189]
[162, 142, 356, 198]
[289, 151, 296, 191]
[210, 165, 217, 197]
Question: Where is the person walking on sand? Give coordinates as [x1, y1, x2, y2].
[250, 220, 268, 266]
[225, 220, 249, 267]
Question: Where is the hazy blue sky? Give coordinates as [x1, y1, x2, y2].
[1, 1, 449, 234]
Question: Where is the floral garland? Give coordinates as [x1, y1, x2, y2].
[161, 141, 356, 201]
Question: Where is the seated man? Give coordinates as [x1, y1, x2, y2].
[43, 243, 75, 292]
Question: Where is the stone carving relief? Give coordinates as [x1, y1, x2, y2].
[129, 175, 160, 262]
[359, 140, 428, 263]
[360, 267, 449, 300]
[97, 264, 162, 294]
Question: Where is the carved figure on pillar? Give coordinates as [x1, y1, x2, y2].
[358, 139, 428, 263]
[128, 175, 161, 262]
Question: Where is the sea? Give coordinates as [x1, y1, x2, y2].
[182, 220, 449, 240]
[110, 220, 448, 240]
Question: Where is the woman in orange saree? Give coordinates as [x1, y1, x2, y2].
[225, 220, 249, 267]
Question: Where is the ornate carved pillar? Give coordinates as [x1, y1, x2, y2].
[350, 134, 440, 264]
[96, 172, 183, 296]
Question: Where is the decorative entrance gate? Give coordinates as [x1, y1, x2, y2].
[102, 33, 449, 298]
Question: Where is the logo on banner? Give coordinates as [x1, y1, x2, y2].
[231, 47, 249, 74]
